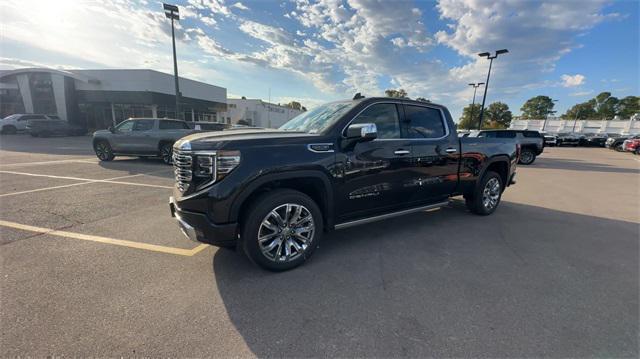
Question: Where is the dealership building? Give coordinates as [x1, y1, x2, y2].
[0, 68, 227, 130]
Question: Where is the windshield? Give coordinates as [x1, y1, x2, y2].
[279, 101, 355, 133]
[2, 114, 20, 121]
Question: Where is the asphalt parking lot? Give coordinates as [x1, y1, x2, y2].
[1, 135, 638, 357]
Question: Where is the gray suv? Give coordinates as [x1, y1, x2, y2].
[92, 118, 197, 164]
[476, 130, 544, 165]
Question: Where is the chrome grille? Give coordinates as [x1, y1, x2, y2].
[173, 150, 193, 192]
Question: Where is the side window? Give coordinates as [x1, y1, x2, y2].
[116, 120, 134, 132]
[405, 105, 445, 138]
[522, 131, 540, 138]
[133, 120, 154, 131]
[350, 103, 400, 139]
[496, 131, 516, 138]
[159, 120, 189, 130]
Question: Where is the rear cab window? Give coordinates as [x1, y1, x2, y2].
[159, 120, 190, 130]
[404, 105, 446, 139]
[522, 131, 541, 138]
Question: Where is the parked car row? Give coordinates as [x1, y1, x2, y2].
[0, 113, 87, 137]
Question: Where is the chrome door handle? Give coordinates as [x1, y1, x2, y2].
[394, 149, 410, 155]
[445, 148, 457, 153]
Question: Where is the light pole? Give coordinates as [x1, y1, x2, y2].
[468, 82, 484, 126]
[542, 99, 558, 132]
[163, 3, 181, 120]
[477, 49, 509, 129]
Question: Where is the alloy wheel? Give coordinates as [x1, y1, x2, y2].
[520, 151, 533, 164]
[258, 203, 315, 263]
[95, 142, 111, 160]
[482, 178, 501, 210]
[161, 145, 173, 164]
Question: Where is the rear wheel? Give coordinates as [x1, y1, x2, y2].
[614, 144, 624, 152]
[242, 189, 323, 271]
[160, 143, 173, 165]
[635, 147, 640, 155]
[94, 140, 115, 161]
[465, 171, 503, 216]
[518, 149, 536, 165]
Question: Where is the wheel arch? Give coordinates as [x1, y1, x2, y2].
[477, 155, 510, 192]
[230, 170, 335, 230]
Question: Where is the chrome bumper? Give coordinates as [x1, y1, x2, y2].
[169, 196, 198, 242]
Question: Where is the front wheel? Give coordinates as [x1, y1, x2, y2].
[242, 189, 323, 271]
[160, 143, 173, 165]
[518, 149, 536, 165]
[465, 171, 503, 216]
[94, 140, 115, 161]
[614, 144, 624, 152]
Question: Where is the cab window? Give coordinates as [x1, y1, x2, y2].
[133, 120, 154, 131]
[404, 105, 446, 138]
[350, 103, 400, 139]
[116, 120, 134, 132]
[159, 120, 189, 130]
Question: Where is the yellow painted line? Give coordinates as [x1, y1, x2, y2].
[0, 170, 172, 189]
[0, 219, 209, 257]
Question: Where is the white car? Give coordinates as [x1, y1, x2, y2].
[0, 114, 60, 134]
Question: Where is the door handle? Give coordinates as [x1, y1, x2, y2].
[445, 148, 457, 153]
[394, 149, 410, 155]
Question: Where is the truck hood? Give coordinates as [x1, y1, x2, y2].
[174, 128, 318, 150]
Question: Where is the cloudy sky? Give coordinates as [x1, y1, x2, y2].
[1, 0, 638, 119]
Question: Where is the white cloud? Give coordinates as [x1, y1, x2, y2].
[561, 74, 586, 87]
[570, 90, 594, 97]
[232, 2, 249, 11]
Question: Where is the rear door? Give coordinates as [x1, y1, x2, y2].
[336, 102, 415, 221]
[128, 119, 156, 153]
[403, 104, 459, 202]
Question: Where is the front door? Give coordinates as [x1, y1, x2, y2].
[109, 120, 134, 152]
[403, 104, 459, 202]
[336, 103, 415, 221]
[129, 119, 156, 153]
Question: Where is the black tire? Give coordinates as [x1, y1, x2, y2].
[518, 148, 536, 165]
[465, 171, 503, 216]
[160, 143, 173, 165]
[635, 147, 640, 155]
[30, 132, 39, 137]
[94, 140, 115, 161]
[614, 144, 624, 152]
[241, 189, 323, 271]
[1, 125, 17, 135]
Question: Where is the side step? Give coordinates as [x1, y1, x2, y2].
[334, 201, 450, 230]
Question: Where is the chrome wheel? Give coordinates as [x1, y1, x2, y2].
[258, 203, 315, 262]
[482, 177, 501, 210]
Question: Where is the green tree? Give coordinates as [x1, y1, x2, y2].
[617, 96, 639, 118]
[591, 92, 619, 119]
[415, 97, 431, 103]
[484, 102, 512, 128]
[562, 102, 596, 120]
[285, 101, 303, 110]
[520, 95, 556, 119]
[457, 104, 483, 129]
[384, 89, 408, 98]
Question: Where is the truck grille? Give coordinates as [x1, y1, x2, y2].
[173, 150, 193, 193]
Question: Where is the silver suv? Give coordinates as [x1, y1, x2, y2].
[92, 118, 197, 164]
[1, 114, 60, 134]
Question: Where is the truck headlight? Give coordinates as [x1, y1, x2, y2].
[190, 150, 240, 190]
[216, 150, 241, 181]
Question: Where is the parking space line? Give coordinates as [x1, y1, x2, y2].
[0, 158, 98, 168]
[0, 182, 93, 198]
[0, 219, 209, 257]
[0, 170, 173, 189]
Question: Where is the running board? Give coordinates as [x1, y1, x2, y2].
[334, 201, 450, 230]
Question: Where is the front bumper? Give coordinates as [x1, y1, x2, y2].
[169, 197, 238, 247]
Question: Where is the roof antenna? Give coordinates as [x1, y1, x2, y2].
[353, 92, 364, 100]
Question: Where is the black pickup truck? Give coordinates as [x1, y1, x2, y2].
[169, 97, 518, 271]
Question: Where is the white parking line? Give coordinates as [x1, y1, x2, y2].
[0, 158, 98, 168]
[0, 171, 173, 197]
[0, 219, 209, 257]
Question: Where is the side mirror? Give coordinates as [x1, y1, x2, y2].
[108, 126, 115, 133]
[346, 123, 377, 141]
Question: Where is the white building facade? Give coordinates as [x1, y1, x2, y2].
[221, 98, 304, 128]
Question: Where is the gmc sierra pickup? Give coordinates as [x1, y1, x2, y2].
[169, 97, 518, 271]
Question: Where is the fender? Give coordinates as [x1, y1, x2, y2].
[228, 169, 335, 227]
[477, 154, 511, 189]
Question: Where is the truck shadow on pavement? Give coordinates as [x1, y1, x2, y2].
[211, 200, 639, 358]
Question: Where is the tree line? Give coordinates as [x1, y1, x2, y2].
[384, 88, 639, 130]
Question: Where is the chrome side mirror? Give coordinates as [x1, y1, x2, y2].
[346, 123, 377, 141]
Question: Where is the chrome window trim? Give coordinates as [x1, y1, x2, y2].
[341, 101, 450, 141]
[307, 143, 335, 153]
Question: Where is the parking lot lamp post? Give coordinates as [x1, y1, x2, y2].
[477, 49, 509, 130]
[468, 82, 484, 127]
[163, 3, 181, 120]
[572, 109, 581, 132]
[542, 99, 558, 132]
